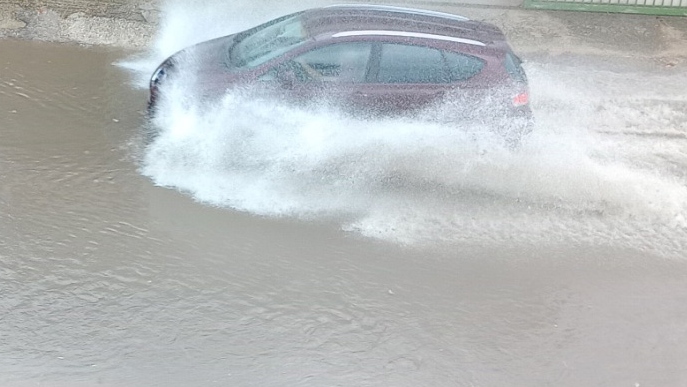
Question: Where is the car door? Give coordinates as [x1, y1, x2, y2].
[354, 42, 486, 116]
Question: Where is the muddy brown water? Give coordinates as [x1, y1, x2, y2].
[1, 38, 687, 386]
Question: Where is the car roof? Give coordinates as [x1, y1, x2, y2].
[300, 4, 507, 47]
[323, 4, 471, 22]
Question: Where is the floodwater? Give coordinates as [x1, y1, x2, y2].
[2, 10, 687, 387]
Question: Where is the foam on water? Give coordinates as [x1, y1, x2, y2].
[124, 1, 687, 255]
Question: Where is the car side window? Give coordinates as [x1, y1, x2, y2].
[442, 51, 485, 81]
[292, 43, 372, 82]
[377, 44, 448, 84]
[260, 61, 310, 83]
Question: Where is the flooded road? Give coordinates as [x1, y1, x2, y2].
[2, 32, 687, 387]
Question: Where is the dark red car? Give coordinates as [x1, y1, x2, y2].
[149, 4, 532, 136]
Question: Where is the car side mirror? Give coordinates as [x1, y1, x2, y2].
[276, 67, 297, 89]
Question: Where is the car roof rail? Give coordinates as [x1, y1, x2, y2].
[323, 4, 470, 22]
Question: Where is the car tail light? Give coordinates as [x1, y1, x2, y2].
[512, 92, 529, 107]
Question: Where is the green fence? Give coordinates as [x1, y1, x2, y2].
[523, 0, 687, 16]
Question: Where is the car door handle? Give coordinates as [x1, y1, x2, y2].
[354, 92, 369, 97]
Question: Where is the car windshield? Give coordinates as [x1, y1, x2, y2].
[231, 14, 308, 68]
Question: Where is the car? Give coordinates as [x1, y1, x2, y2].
[149, 4, 532, 141]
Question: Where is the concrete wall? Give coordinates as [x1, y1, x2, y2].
[0, 0, 157, 46]
[0, 0, 157, 20]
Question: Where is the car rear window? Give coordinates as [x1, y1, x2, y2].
[376, 43, 485, 84]
[504, 52, 527, 82]
[442, 51, 485, 82]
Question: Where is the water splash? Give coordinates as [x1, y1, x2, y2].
[118, 0, 328, 88]
[123, 0, 687, 255]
